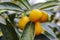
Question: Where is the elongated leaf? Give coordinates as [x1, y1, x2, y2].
[48, 23, 60, 32]
[0, 10, 8, 15]
[0, 2, 23, 12]
[41, 23, 58, 40]
[44, 31, 57, 40]
[0, 19, 19, 40]
[21, 22, 35, 40]
[0, 16, 6, 25]
[31, 3, 43, 9]
[0, 29, 3, 37]
[18, 0, 31, 10]
[32, 1, 60, 10]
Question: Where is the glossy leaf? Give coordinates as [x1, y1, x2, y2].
[0, 19, 19, 40]
[21, 22, 35, 40]
[32, 1, 60, 10]
[18, 0, 31, 10]
[0, 2, 23, 12]
[41, 23, 58, 40]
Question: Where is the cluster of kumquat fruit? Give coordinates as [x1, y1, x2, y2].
[18, 9, 49, 36]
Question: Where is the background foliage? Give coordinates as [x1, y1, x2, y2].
[0, 0, 60, 40]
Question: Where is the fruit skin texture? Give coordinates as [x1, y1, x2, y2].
[18, 16, 30, 30]
[35, 22, 44, 36]
[29, 9, 42, 22]
[40, 11, 49, 22]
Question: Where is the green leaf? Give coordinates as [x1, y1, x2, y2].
[44, 31, 57, 40]
[32, 1, 60, 10]
[41, 23, 58, 40]
[48, 23, 60, 32]
[31, 3, 43, 9]
[39, 1, 60, 10]
[0, 19, 19, 40]
[0, 2, 23, 12]
[18, 0, 31, 10]
[21, 22, 35, 40]
[0, 10, 8, 15]
[0, 29, 3, 37]
[0, 16, 6, 25]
